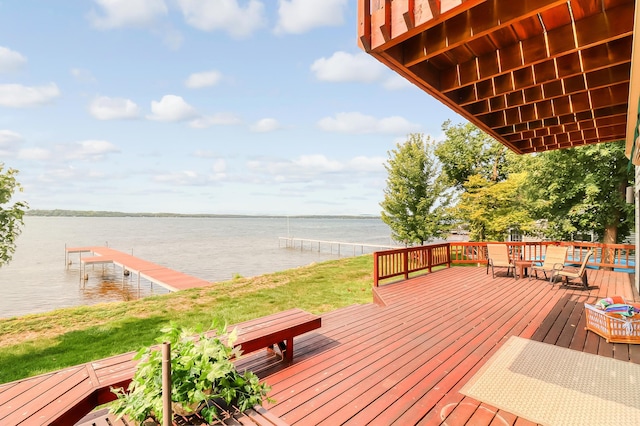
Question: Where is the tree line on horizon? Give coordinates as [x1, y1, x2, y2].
[24, 209, 381, 220]
[381, 121, 634, 247]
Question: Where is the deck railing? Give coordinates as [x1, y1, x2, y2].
[373, 243, 451, 286]
[374, 241, 635, 286]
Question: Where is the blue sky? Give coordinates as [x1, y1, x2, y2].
[0, 0, 462, 215]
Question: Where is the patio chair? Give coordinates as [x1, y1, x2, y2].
[529, 245, 568, 283]
[552, 249, 594, 290]
[486, 244, 514, 279]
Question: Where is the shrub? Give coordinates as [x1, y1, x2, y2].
[110, 321, 272, 424]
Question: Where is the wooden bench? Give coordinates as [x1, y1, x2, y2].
[227, 308, 321, 364]
[0, 309, 320, 425]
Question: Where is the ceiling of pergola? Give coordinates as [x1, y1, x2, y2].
[358, 0, 638, 155]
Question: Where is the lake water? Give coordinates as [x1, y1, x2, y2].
[0, 216, 393, 318]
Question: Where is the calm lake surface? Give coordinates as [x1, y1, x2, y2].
[0, 216, 393, 318]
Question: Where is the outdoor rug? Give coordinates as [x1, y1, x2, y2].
[460, 336, 640, 425]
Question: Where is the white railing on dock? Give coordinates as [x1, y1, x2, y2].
[279, 237, 400, 256]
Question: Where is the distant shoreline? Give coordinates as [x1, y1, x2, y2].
[26, 209, 381, 220]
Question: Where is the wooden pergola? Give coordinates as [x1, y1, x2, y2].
[357, 0, 639, 158]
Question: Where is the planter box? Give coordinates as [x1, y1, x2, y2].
[584, 303, 640, 344]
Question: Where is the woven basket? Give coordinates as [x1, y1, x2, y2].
[584, 303, 640, 344]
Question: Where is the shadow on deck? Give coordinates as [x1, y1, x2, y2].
[239, 266, 638, 425]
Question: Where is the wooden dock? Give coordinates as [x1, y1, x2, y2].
[65, 246, 211, 292]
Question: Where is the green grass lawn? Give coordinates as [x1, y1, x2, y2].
[0, 255, 375, 384]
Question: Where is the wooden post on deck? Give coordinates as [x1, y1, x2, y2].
[403, 251, 409, 281]
[162, 342, 172, 426]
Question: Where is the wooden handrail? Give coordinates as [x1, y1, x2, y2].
[373, 243, 451, 286]
[373, 241, 635, 286]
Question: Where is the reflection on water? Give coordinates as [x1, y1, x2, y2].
[0, 216, 392, 318]
[79, 274, 170, 302]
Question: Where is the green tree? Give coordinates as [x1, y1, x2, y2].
[434, 121, 535, 242]
[434, 120, 511, 188]
[457, 173, 535, 241]
[0, 164, 28, 266]
[380, 134, 451, 245]
[526, 141, 633, 245]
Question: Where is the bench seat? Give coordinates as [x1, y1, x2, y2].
[229, 308, 322, 363]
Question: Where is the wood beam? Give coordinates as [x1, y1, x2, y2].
[440, 4, 634, 93]
[403, 0, 570, 67]
[626, 0, 640, 163]
[358, 0, 372, 51]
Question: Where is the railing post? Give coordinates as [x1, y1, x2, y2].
[427, 247, 433, 272]
[403, 250, 409, 280]
[162, 342, 172, 426]
[447, 243, 451, 268]
[373, 251, 380, 287]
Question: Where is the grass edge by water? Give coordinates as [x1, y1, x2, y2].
[0, 255, 375, 384]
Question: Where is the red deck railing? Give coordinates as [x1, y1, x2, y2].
[373, 243, 451, 285]
[373, 241, 635, 286]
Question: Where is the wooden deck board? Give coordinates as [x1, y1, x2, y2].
[1, 265, 636, 425]
[255, 267, 638, 425]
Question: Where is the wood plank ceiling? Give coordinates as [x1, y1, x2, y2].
[357, 0, 637, 154]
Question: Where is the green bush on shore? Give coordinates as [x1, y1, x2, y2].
[0, 255, 374, 384]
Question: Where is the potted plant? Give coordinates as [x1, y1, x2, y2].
[110, 321, 272, 424]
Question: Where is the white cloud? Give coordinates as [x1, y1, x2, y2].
[245, 153, 385, 185]
[89, 0, 168, 29]
[159, 26, 184, 50]
[189, 112, 241, 128]
[250, 118, 281, 133]
[185, 70, 222, 88]
[39, 167, 80, 182]
[210, 159, 227, 180]
[0, 83, 60, 107]
[0, 129, 23, 147]
[193, 150, 216, 158]
[177, 0, 266, 38]
[248, 154, 343, 176]
[276, 0, 347, 34]
[0, 129, 24, 157]
[35, 166, 110, 183]
[212, 159, 226, 173]
[70, 68, 97, 83]
[292, 154, 343, 172]
[311, 51, 385, 83]
[67, 140, 120, 161]
[18, 148, 51, 161]
[89, 96, 140, 120]
[317, 112, 421, 134]
[383, 75, 414, 90]
[154, 170, 209, 185]
[148, 95, 198, 122]
[0, 46, 27, 72]
[348, 156, 385, 172]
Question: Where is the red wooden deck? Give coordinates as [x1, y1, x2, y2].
[1, 265, 638, 425]
[238, 266, 639, 425]
[66, 246, 211, 292]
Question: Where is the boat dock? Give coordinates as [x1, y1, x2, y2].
[278, 237, 400, 256]
[65, 246, 211, 292]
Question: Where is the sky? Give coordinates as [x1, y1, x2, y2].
[0, 0, 464, 216]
